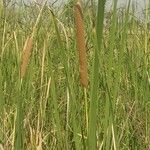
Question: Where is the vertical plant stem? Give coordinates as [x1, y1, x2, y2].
[84, 88, 88, 132]
[88, 0, 106, 149]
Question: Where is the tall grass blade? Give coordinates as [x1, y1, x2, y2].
[88, 0, 106, 149]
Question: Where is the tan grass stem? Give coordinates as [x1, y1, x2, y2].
[20, 37, 33, 79]
[74, 1, 88, 88]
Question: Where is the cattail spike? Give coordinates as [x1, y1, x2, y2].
[20, 37, 33, 79]
[74, 1, 88, 88]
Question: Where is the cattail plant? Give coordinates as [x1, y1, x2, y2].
[15, 36, 33, 149]
[74, 1, 89, 136]
[74, 1, 88, 88]
[15, 3, 46, 149]
[20, 36, 33, 79]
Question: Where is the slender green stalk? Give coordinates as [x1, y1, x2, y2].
[50, 74, 63, 148]
[84, 88, 88, 132]
[88, 0, 106, 149]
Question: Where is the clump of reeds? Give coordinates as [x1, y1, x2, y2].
[74, 1, 88, 88]
[20, 37, 33, 79]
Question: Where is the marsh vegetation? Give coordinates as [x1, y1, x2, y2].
[0, 0, 149, 149]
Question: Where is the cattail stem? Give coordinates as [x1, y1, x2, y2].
[84, 87, 88, 131]
[74, 2, 88, 88]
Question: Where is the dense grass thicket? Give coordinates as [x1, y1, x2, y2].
[0, 0, 150, 149]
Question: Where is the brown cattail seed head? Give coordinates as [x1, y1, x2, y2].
[74, 2, 88, 88]
[20, 37, 33, 79]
